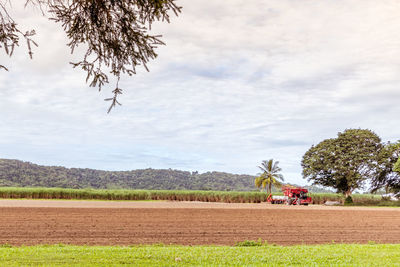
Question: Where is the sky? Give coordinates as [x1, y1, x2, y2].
[1, 0, 400, 185]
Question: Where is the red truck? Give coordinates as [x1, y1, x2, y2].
[267, 187, 312, 205]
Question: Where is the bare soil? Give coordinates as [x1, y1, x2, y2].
[0, 200, 399, 246]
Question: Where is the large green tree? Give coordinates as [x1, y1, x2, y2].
[371, 141, 400, 195]
[0, 0, 181, 112]
[301, 129, 383, 197]
[255, 159, 284, 194]
[395, 159, 400, 173]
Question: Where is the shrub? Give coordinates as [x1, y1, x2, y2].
[344, 196, 353, 205]
[235, 239, 264, 247]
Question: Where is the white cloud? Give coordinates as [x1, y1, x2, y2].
[0, 0, 399, 185]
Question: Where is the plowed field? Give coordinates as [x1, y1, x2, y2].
[0, 200, 399, 246]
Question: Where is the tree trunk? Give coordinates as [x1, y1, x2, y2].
[344, 190, 352, 198]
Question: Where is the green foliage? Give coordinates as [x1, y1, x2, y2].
[255, 159, 284, 194]
[0, 187, 268, 203]
[302, 129, 383, 196]
[372, 141, 400, 196]
[0, 158, 335, 193]
[0, 187, 398, 206]
[344, 196, 353, 205]
[0, 159, 258, 191]
[1, 0, 181, 111]
[394, 158, 400, 173]
[375, 201, 400, 207]
[1, 244, 400, 266]
[235, 239, 265, 247]
[308, 193, 400, 206]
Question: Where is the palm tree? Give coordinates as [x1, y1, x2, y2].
[254, 159, 284, 194]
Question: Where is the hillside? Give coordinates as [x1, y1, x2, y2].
[0, 158, 332, 192]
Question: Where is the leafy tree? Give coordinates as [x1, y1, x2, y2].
[254, 159, 284, 194]
[371, 141, 400, 195]
[0, 0, 181, 112]
[301, 129, 383, 197]
[395, 158, 400, 173]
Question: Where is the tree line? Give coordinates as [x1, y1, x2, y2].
[0, 158, 330, 192]
[0, 159, 253, 191]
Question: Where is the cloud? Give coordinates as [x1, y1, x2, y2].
[0, 0, 399, 185]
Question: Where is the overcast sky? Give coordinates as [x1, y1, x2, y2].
[1, 0, 400, 185]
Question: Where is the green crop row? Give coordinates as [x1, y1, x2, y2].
[1, 243, 400, 266]
[0, 187, 267, 203]
[0, 187, 397, 206]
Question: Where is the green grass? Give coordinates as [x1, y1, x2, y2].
[0, 244, 399, 266]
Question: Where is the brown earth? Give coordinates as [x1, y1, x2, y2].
[0, 200, 399, 246]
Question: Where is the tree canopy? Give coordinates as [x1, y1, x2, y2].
[0, 0, 181, 112]
[371, 141, 400, 195]
[301, 129, 383, 197]
[395, 158, 400, 173]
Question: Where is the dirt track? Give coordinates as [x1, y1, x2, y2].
[0, 200, 399, 246]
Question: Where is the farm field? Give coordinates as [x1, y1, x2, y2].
[0, 200, 399, 246]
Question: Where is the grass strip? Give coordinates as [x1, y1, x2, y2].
[0, 243, 399, 266]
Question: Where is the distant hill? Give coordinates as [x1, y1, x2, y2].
[0, 158, 333, 192]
